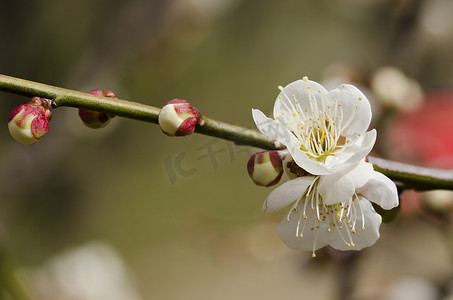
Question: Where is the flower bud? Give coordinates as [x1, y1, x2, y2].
[371, 66, 423, 112]
[247, 151, 283, 187]
[158, 99, 199, 136]
[8, 97, 52, 145]
[424, 190, 453, 214]
[78, 89, 116, 129]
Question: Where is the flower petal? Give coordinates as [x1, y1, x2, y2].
[287, 130, 376, 176]
[327, 197, 381, 251]
[357, 171, 399, 210]
[318, 162, 374, 206]
[273, 79, 329, 119]
[286, 141, 334, 175]
[276, 200, 330, 251]
[328, 84, 372, 135]
[262, 176, 315, 213]
[340, 129, 377, 167]
[252, 109, 291, 143]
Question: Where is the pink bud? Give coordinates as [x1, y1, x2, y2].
[8, 97, 52, 145]
[158, 99, 200, 136]
[78, 89, 116, 129]
[247, 151, 283, 187]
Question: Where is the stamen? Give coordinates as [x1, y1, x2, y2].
[334, 218, 351, 247]
[357, 199, 366, 230]
[296, 210, 304, 237]
[312, 230, 318, 258]
[302, 197, 309, 219]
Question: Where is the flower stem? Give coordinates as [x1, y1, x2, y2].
[1, 74, 453, 190]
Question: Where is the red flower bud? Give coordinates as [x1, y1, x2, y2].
[78, 89, 116, 129]
[8, 97, 52, 145]
[247, 151, 283, 187]
[158, 99, 200, 136]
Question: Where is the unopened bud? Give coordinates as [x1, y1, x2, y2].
[424, 190, 453, 214]
[8, 97, 52, 145]
[247, 151, 283, 187]
[158, 99, 199, 136]
[371, 66, 423, 112]
[78, 89, 116, 129]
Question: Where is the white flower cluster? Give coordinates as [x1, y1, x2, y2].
[253, 77, 398, 257]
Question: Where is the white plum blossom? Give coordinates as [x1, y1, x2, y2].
[263, 161, 399, 257]
[253, 77, 376, 175]
[251, 77, 399, 256]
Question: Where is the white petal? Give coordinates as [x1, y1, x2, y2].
[318, 162, 374, 206]
[276, 200, 329, 251]
[286, 141, 334, 175]
[328, 197, 381, 251]
[328, 84, 372, 135]
[252, 109, 291, 143]
[340, 129, 377, 167]
[288, 130, 376, 176]
[357, 171, 399, 210]
[263, 177, 315, 213]
[273, 79, 329, 119]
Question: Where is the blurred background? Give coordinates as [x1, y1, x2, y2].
[1, 0, 453, 299]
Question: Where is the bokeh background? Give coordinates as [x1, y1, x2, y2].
[2, 0, 453, 299]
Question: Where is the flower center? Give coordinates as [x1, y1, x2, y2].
[275, 79, 359, 163]
[285, 176, 365, 258]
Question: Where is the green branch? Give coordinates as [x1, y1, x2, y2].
[1, 74, 453, 190]
[369, 157, 453, 191]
